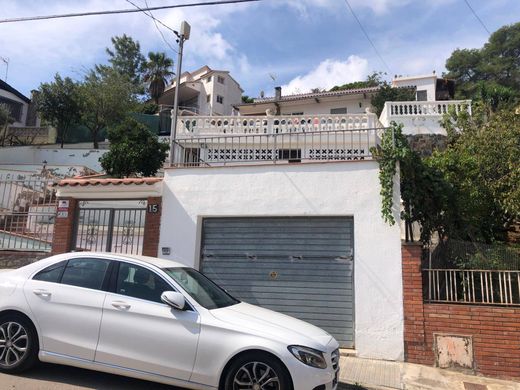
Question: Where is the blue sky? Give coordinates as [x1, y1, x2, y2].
[1, 0, 519, 98]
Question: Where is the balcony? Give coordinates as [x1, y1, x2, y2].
[380, 100, 471, 135]
[172, 128, 383, 167]
[171, 113, 383, 167]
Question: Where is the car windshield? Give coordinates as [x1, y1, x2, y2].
[162, 267, 240, 310]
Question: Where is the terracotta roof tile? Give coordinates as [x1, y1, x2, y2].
[57, 177, 162, 187]
[236, 86, 380, 106]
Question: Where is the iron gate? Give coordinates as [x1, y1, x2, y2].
[73, 200, 146, 255]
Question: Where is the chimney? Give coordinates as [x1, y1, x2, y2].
[274, 86, 282, 116]
[275, 86, 282, 101]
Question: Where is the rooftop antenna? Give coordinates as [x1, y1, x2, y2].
[0, 57, 8, 81]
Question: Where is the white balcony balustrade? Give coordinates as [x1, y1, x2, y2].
[177, 113, 380, 137]
[379, 100, 472, 135]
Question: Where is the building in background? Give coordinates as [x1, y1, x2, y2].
[158, 65, 243, 116]
[235, 86, 379, 116]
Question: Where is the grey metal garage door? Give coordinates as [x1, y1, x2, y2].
[200, 217, 354, 348]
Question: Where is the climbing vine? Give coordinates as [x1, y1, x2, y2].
[372, 122, 411, 225]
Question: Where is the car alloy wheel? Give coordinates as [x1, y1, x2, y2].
[233, 361, 280, 390]
[0, 321, 28, 367]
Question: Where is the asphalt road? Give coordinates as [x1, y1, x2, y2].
[0, 363, 364, 390]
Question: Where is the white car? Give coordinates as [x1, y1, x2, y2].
[0, 252, 340, 390]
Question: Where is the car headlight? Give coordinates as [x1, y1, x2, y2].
[288, 345, 327, 369]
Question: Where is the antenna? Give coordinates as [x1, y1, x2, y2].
[0, 57, 8, 81]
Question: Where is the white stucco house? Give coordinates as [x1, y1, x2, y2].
[160, 86, 406, 359]
[1, 80, 56, 145]
[0, 79, 36, 128]
[158, 65, 243, 116]
[236, 86, 379, 117]
[229, 73, 470, 136]
[382, 73, 471, 135]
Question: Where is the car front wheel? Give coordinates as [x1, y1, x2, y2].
[223, 352, 292, 390]
[0, 313, 39, 373]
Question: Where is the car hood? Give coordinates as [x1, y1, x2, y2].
[209, 302, 334, 350]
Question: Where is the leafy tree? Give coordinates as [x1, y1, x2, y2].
[330, 72, 383, 92]
[436, 105, 520, 241]
[445, 22, 520, 107]
[376, 106, 520, 245]
[371, 82, 416, 117]
[100, 118, 168, 177]
[78, 69, 137, 149]
[36, 74, 80, 148]
[0, 103, 15, 147]
[101, 34, 146, 89]
[241, 95, 254, 103]
[144, 52, 174, 105]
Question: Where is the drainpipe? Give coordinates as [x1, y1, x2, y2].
[274, 86, 282, 116]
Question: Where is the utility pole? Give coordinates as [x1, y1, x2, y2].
[169, 21, 191, 167]
[0, 57, 8, 81]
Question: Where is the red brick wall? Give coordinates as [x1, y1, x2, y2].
[51, 197, 77, 254]
[402, 243, 520, 381]
[142, 197, 162, 257]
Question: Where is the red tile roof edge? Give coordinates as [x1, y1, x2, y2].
[57, 177, 163, 187]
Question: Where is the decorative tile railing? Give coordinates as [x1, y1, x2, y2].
[177, 113, 380, 136]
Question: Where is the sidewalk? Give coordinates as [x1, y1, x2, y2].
[339, 356, 520, 390]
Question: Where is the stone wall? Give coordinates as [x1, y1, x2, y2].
[406, 134, 447, 157]
[0, 251, 49, 269]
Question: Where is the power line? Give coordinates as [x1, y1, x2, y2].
[343, 0, 391, 74]
[463, 0, 491, 35]
[0, 0, 261, 24]
[124, 0, 178, 54]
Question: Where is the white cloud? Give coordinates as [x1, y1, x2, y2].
[0, 0, 255, 94]
[281, 55, 369, 94]
[282, 0, 413, 16]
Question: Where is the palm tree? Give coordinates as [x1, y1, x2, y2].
[144, 52, 174, 106]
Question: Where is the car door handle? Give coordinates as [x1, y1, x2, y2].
[33, 289, 52, 297]
[111, 301, 131, 310]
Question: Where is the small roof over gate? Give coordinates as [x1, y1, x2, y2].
[56, 176, 163, 199]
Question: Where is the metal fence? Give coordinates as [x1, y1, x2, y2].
[0, 174, 57, 252]
[425, 269, 520, 306]
[424, 239, 520, 306]
[172, 128, 383, 167]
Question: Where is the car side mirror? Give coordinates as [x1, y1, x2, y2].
[161, 291, 186, 310]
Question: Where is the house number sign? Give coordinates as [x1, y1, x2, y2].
[148, 204, 160, 213]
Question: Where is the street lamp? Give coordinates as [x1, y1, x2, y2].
[169, 21, 191, 167]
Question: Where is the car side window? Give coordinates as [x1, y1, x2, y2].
[33, 261, 67, 283]
[60, 258, 110, 290]
[116, 262, 172, 304]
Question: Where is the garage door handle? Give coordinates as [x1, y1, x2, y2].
[33, 289, 51, 297]
[111, 301, 131, 310]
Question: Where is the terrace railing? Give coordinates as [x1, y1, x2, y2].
[172, 127, 384, 167]
[381, 100, 471, 119]
[177, 113, 380, 136]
